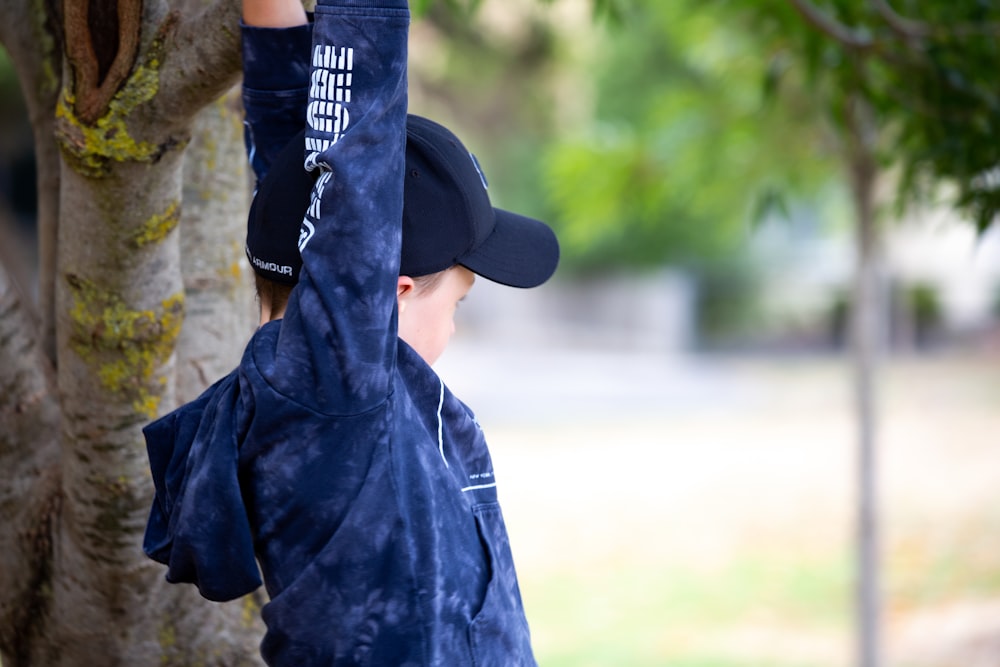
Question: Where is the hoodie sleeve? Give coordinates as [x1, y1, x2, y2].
[264, 0, 410, 415]
[143, 373, 262, 602]
[241, 20, 313, 182]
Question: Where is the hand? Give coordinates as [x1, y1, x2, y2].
[242, 0, 307, 27]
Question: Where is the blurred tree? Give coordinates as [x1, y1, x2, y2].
[706, 2, 1000, 666]
[408, 0, 840, 277]
[415, 6, 1000, 667]
[731, 0, 1000, 230]
[538, 1, 839, 273]
[0, 47, 38, 295]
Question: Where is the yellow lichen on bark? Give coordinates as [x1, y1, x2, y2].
[67, 275, 184, 418]
[240, 594, 261, 628]
[55, 51, 164, 177]
[133, 202, 181, 248]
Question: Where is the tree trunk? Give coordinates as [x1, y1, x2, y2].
[0, 261, 62, 666]
[177, 87, 256, 402]
[846, 94, 883, 667]
[0, 0, 268, 662]
[0, 0, 63, 363]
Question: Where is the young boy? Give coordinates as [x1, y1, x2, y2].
[142, 0, 559, 665]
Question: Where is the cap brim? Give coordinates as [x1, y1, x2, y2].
[460, 209, 560, 288]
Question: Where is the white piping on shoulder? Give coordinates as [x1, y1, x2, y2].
[437, 379, 449, 468]
[435, 378, 496, 493]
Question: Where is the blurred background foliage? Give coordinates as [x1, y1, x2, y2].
[714, 0, 1000, 231]
[411, 0, 839, 274]
[2, 0, 999, 344]
[407, 0, 1000, 260]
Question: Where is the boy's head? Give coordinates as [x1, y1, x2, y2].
[397, 115, 559, 288]
[246, 114, 559, 361]
[396, 265, 475, 365]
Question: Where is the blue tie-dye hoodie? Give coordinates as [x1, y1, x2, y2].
[142, 2, 535, 664]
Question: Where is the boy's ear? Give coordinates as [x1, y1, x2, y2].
[397, 276, 415, 313]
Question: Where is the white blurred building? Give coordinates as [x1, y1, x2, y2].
[458, 207, 1000, 355]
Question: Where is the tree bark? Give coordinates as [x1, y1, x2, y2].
[0, 0, 268, 662]
[845, 93, 883, 667]
[176, 87, 256, 402]
[0, 0, 64, 363]
[0, 262, 61, 666]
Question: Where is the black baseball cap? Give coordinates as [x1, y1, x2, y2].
[245, 128, 317, 284]
[246, 114, 559, 288]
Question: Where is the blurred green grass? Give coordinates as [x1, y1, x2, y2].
[525, 554, 851, 667]
[476, 351, 1000, 667]
[526, 531, 1000, 666]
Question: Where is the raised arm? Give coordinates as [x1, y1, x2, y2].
[263, 0, 410, 414]
[241, 0, 311, 181]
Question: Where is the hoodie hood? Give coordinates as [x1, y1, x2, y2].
[143, 371, 262, 602]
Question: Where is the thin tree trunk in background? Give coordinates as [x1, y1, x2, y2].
[0, 0, 63, 364]
[0, 260, 61, 666]
[34, 120, 62, 365]
[846, 94, 882, 667]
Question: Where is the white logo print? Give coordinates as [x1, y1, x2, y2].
[462, 471, 496, 493]
[298, 220, 315, 252]
[248, 251, 294, 277]
[300, 170, 333, 252]
[306, 44, 354, 168]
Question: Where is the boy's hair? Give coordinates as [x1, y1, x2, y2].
[411, 270, 448, 294]
[254, 273, 295, 313]
[256, 268, 444, 316]
[246, 115, 560, 291]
